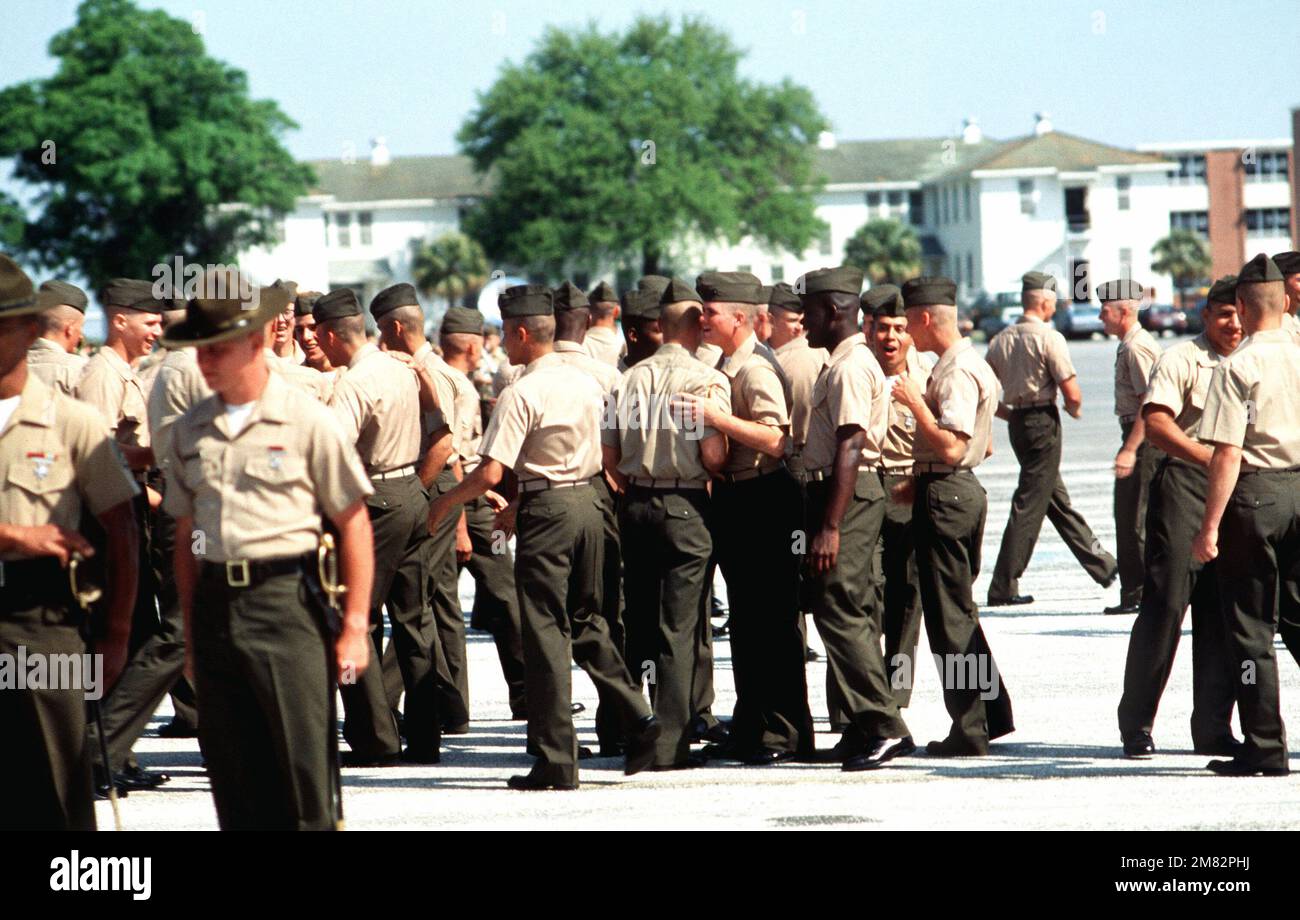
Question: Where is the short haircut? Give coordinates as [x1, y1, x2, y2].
[37, 304, 81, 336]
[1237, 281, 1285, 315]
[553, 307, 590, 342]
[506, 314, 555, 345]
[320, 314, 367, 342]
[382, 304, 425, 331]
[439, 331, 480, 356]
[660, 300, 703, 337]
[589, 300, 617, 321]
[913, 303, 957, 329]
[1023, 289, 1055, 311]
[714, 300, 758, 323]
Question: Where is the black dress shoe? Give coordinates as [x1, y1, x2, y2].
[986, 594, 1034, 607]
[570, 702, 586, 715]
[400, 747, 441, 764]
[507, 773, 578, 791]
[1206, 758, 1289, 777]
[598, 742, 626, 758]
[925, 737, 987, 757]
[699, 742, 742, 761]
[95, 777, 129, 800]
[652, 752, 708, 771]
[842, 736, 916, 772]
[624, 715, 662, 776]
[828, 732, 870, 762]
[701, 721, 731, 745]
[1122, 731, 1155, 758]
[115, 766, 169, 789]
[744, 748, 797, 766]
[441, 722, 470, 735]
[805, 646, 820, 663]
[1193, 736, 1244, 757]
[1103, 603, 1141, 615]
[340, 751, 402, 768]
[156, 719, 199, 738]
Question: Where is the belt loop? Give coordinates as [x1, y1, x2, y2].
[226, 560, 251, 588]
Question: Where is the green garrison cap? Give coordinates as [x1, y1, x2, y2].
[621, 287, 661, 322]
[901, 276, 957, 307]
[862, 284, 905, 318]
[1021, 271, 1058, 294]
[101, 278, 167, 313]
[1273, 251, 1300, 276]
[0, 254, 39, 317]
[271, 278, 298, 300]
[552, 281, 590, 312]
[369, 282, 420, 320]
[1206, 275, 1238, 305]
[499, 284, 554, 319]
[637, 274, 672, 301]
[588, 280, 618, 304]
[294, 291, 321, 317]
[660, 277, 702, 306]
[695, 271, 765, 304]
[312, 287, 363, 322]
[36, 280, 89, 313]
[1096, 279, 1145, 302]
[441, 306, 486, 336]
[768, 281, 801, 313]
[799, 266, 865, 297]
[1238, 253, 1284, 284]
[161, 271, 289, 347]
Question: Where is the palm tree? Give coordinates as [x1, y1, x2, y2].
[411, 232, 490, 305]
[843, 218, 923, 285]
[1151, 230, 1211, 309]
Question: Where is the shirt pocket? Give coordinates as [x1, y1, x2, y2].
[6, 451, 75, 502]
[240, 451, 307, 490]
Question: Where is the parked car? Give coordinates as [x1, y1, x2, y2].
[1139, 303, 1188, 336]
[1054, 302, 1105, 339]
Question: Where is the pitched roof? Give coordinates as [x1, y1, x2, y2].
[812, 137, 1007, 185]
[306, 155, 492, 202]
[931, 131, 1172, 180]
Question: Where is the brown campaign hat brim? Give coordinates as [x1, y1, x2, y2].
[161, 286, 290, 348]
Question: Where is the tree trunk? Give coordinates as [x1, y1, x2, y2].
[642, 244, 661, 277]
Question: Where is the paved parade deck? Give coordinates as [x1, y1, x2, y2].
[105, 338, 1300, 830]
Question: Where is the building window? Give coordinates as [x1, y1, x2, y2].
[1116, 175, 1131, 211]
[886, 190, 904, 218]
[1170, 210, 1209, 237]
[818, 227, 832, 256]
[1245, 151, 1290, 184]
[336, 212, 352, 248]
[963, 183, 972, 222]
[866, 191, 881, 212]
[358, 211, 373, 246]
[909, 190, 924, 226]
[1173, 154, 1207, 185]
[1019, 179, 1035, 216]
[770, 265, 784, 282]
[323, 213, 331, 247]
[1245, 208, 1291, 237]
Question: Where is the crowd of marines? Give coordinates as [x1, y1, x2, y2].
[1, 246, 1298, 831]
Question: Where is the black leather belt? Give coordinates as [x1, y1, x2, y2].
[0, 558, 74, 614]
[199, 554, 311, 589]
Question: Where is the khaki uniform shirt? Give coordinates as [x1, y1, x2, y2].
[0, 376, 140, 561]
[147, 347, 211, 443]
[1199, 328, 1300, 470]
[774, 336, 829, 451]
[481, 351, 603, 483]
[555, 340, 621, 396]
[802, 333, 888, 473]
[916, 338, 1000, 469]
[1142, 333, 1227, 439]
[158, 372, 372, 563]
[718, 332, 791, 475]
[584, 324, 626, 368]
[267, 350, 331, 403]
[26, 338, 88, 398]
[1114, 323, 1162, 419]
[327, 343, 421, 473]
[136, 349, 166, 397]
[984, 314, 1076, 407]
[76, 347, 150, 449]
[602, 342, 730, 482]
[695, 342, 724, 368]
[412, 342, 460, 468]
[493, 361, 523, 395]
[443, 363, 484, 474]
[878, 345, 931, 472]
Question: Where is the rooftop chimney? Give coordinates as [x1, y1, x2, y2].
[370, 136, 391, 167]
[961, 117, 982, 145]
[1033, 112, 1053, 136]
[817, 131, 837, 150]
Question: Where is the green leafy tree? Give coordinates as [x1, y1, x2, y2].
[0, 0, 312, 286]
[843, 218, 922, 285]
[1151, 229, 1212, 308]
[411, 232, 490, 305]
[457, 15, 827, 276]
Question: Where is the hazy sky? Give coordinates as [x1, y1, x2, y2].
[7, 0, 1299, 163]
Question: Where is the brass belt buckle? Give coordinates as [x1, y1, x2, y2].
[226, 560, 251, 588]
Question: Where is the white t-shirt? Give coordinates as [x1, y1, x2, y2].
[0, 395, 21, 435]
[223, 401, 256, 437]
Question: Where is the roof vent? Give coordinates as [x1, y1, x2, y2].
[370, 136, 391, 167]
[961, 117, 982, 145]
[817, 131, 837, 150]
[1033, 112, 1053, 136]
